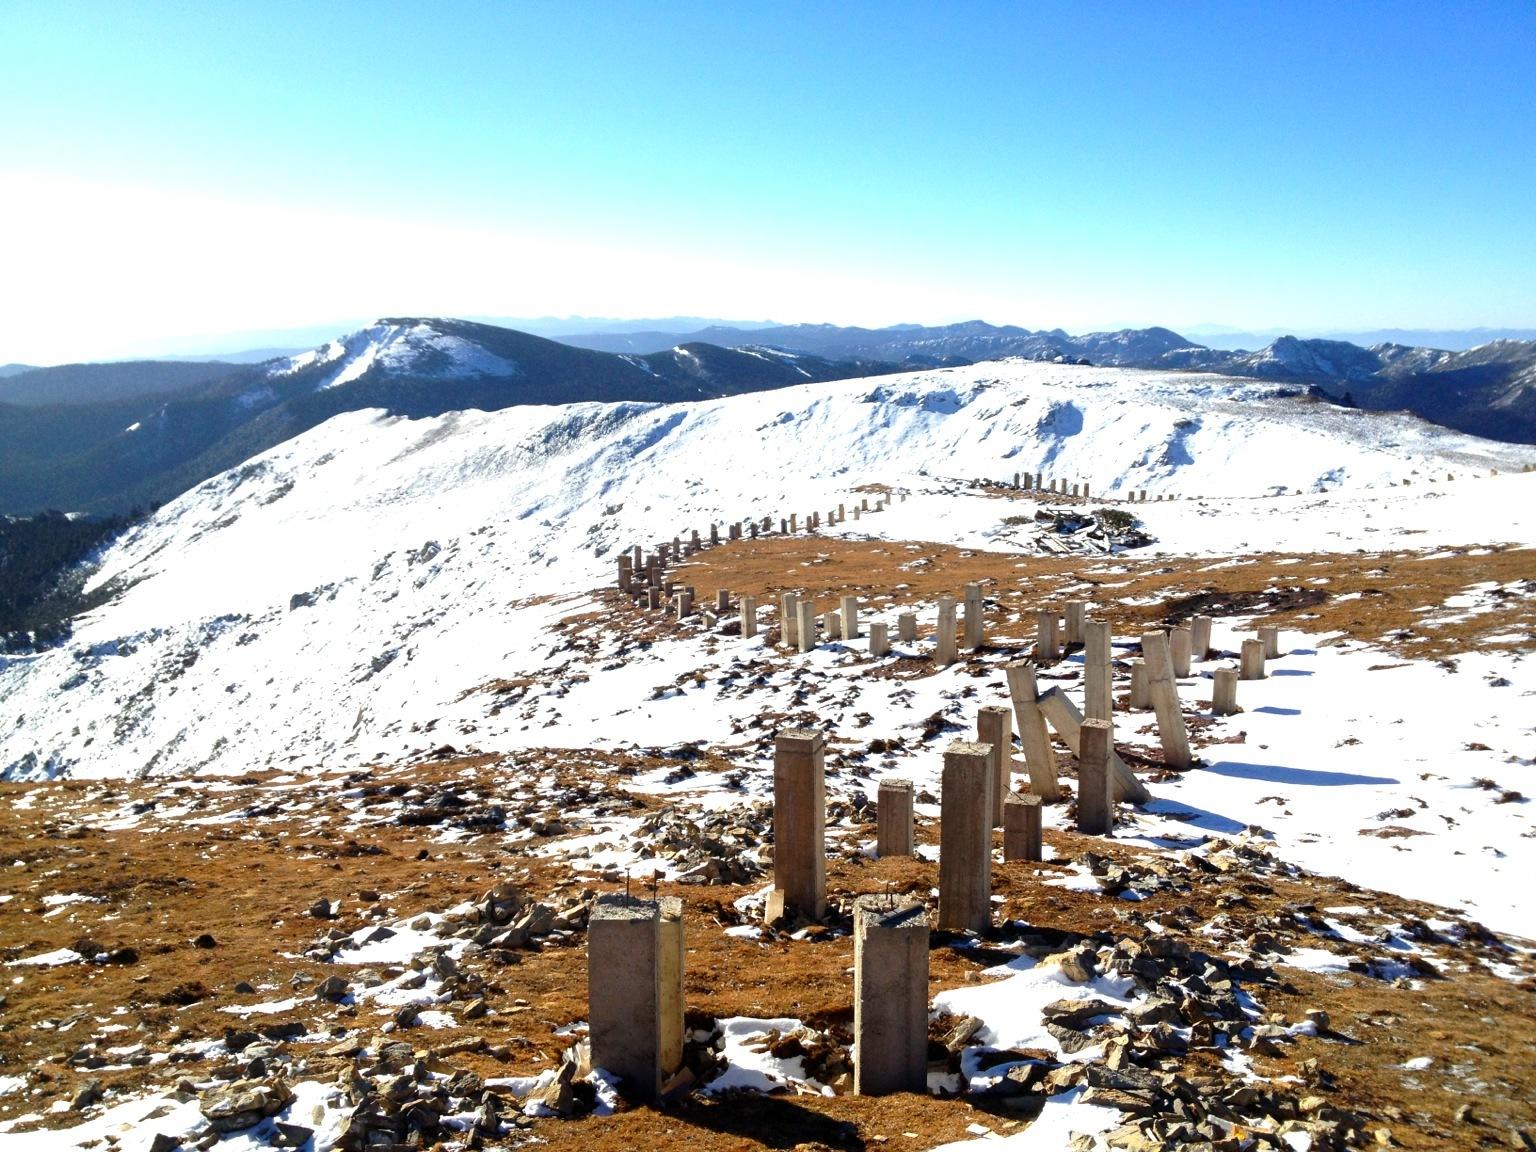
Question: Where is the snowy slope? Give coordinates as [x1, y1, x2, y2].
[4, 358, 1534, 783]
[269, 320, 520, 389]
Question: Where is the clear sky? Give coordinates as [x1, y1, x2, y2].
[2, 0, 1533, 363]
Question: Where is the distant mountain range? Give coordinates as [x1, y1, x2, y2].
[0, 319, 902, 516]
[3, 316, 1534, 518]
[1184, 326, 1536, 353]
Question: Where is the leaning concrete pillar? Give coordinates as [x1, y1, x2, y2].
[1003, 662, 1060, 801]
[962, 584, 984, 650]
[1171, 626, 1192, 678]
[876, 778, 913, 857]
[588, 894, 684, 1102]
[897, 612, 917, 643]
[852, 896, 929, 1096]
[840, 595, 861, 640]
[797, 601, 817, 654]
[781, 592, 799, 648]
[740, 595, 758, 638]
[1083, 620, 1113, 724]
[1064, 601, 1086, 647]
[1036, 687, 1150, 804]
[1077, 719, 1113, 835]
[770, 731, 825, 921]
[1129, 659, 1150, 708]
[1259, 624, 1281, 659]
[1003, 793, 1042, 862]
[935, 597, 958, 667]
[938, 741, 992, 932]
[1241, 638, 1266, 680]
[869, 621, 890, 657]
[1191, 614, 1213, 660]
[1141, 630, 1192, 771]
[1035, 609, 1060, 663]
[1212, 667, 1240, 715]
[977, 705, 1012, 829]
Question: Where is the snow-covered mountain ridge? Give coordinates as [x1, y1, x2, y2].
[3, 357, 1533, 786]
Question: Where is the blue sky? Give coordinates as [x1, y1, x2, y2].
[2, 1, 1533, 361]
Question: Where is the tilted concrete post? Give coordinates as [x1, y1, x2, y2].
[869, 621, 890, 657]
[841, 595, 861, 640]
[897, 612, 917, 643]
[876, 778, 913, 857]
[1259, 624, 1281, 659]
[781, 592, 799, 648]
[1077, 719, 1113, 835]
[1004, 661, 1060, 801]
[1003, 793, 1042, 862]
[1141, 630, 1192, 771]
[1064, 601, 1086, 647]
[740, 595, 758, 638]
[770, 731, 825, 921]
[977, 705, 1012, 828]
[588, 895, 684, 1102]
[1083, 620, 1113, 724]
[1129, 659, 1150, 708]
[1191, 614, 1213, 660]
[1036, 687, 1151, 804]
[1036, 609, 1061, 663]
[1212, 667, 1240, 715]
[797, 600, 817, 654]
[962, 583, 984, 650]
[1241, 638, 1266, 680]
[938, 740, 992, 933]
[935, 597, 958, 667]
[1171, 626, 1192, 678]
[853, 897, 929, 1096]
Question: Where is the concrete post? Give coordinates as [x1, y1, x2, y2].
[1241, 638, 1266, 680]
[710, 524, 720, 545]
[1259, 624, 1281, 659]
[1064, 601, 1086, 647]
[797, 600, 817, 654]
[1212, 667, 1240, 715]
[646, 588, 660, 610]
[1013, 472, 1020, 488]
[1083, 483, 1090, 500]
[1171, 626, 1192, 678]
[1129, 659, 1150, 708]
[852, 896, 929, 1096]
[1141, 630, 1192, 771]
[1083, 620, 1113, 724]
[780, 518, 788, 534]
[861, 497, 869, 511]
[1003, 793, 1042, 862]
[1035, 609, 1060, 663]
[869, 621, 890, 657]
[1071, 483, 1080, 498]
[1003, 662, 1060, 801]
[770, 731, 826, 921]
[935, 597, 958, 667]
[1191, 614, 1213, 660]
[824, 611, 841, 641]
[790, 514, 798, 532]
[675, 588, 693, 621]
[729, 523, 741, 541]
[781, 592, 799, 648]
[588, 894, 684, 1102]
[1023, 471, 1034, 489]
[617, 555, 633, 592]
[978, 705, 1012, 829]
[962, 584, 984, 650]
[1077, 719, 1113, 835]
[839, 503, 845, 521]
[690, 530, 701, 549]
[1036, 687, 1151, 804]
[853, 507, 861, 520]
[716, 589, 730, 613]
[898, 612, 917, 643]
[740, 596, 758, 638]
[938, 741, 992, 933]
[876, 778, 913, 857]
[840, 595, 861, 640]
[632, 545, 644, 569]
